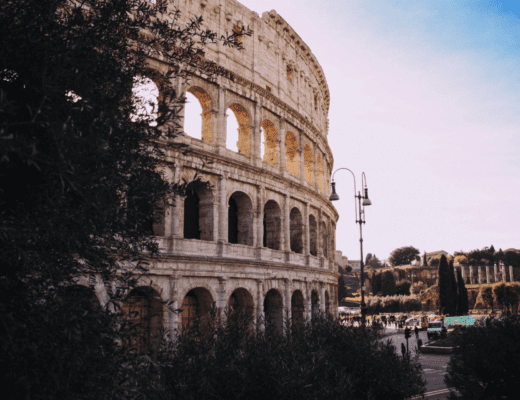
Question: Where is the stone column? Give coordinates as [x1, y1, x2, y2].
[171, 166, 183, 238]
[303, 203, 310, 258]
[486, 265, 490, 284]
[256, 280, 264, 332]
[283, 194, 290, 252]
[317, 209, 323, 258]
[501, 262, 507, 282]
[284, 279, 291, 332]
[320, 286, 326, 314]
[304, 281, 312, 321]
[313, 145, 319, 191]
[167, 276, 180, 333]
[478, 266, 483, 284]
[218, 175, 228, 245]
[469, 266, 474, 284]
[215, 86, 228, 154]
[278, 118, 286, 176]
[253, 103, 262, 168]
[461, 266, 467, 284]
[217, 277, 228, 314]
[510, 265, 515, 282]
[256, 186, 264, 251]
[494, 262, 499, 282]
[298, 131, 305, 184]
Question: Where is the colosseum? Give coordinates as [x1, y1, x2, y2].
[87, 0, 339, 349]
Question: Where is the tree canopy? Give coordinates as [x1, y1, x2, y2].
[388, 246, 420, 266]
[0, 1, 244, 398]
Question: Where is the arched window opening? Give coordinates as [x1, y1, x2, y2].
[228, 288, 254, 331]
[228, 192, 253, 246]
[285, 131, 299, 176]
[321, 221, 328, 259]
[264, 289, 283, 335]
[226, 104, 250, 155]
[304, 144, 313, 184]
[263, 200, 281, 250]
[325, 290, 330, 316]
[317, 154, 324, 193]
[123, 287, 163, 354]
[132, 76, 159, 126]
[261, 120, 278, 166]
[309, 215, 317, 256]
[311, 290, 319, 320]
[182, 287, 214, 333]
[291, 290, 304, 329]
[185, 87, 214, 142]
[184, 189, 200, 239]
[290, 207, 303, 254]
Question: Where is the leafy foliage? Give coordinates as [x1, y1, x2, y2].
[0, 1, 245, 398]
[493, 282, 520, 314]
[381, 270, 397, 296]
[389, 246, 420, 266]
[366, 295, 422, 314]
[445, 314, 520, 399]
[154, 312, 425, 400]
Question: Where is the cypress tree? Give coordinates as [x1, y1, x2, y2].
[456, 269, 469, 315]
[381, 270, 396, 296]
[438, 255, 451, 315]
[448, 259, 459, 315]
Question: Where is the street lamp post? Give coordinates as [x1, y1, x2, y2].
[329, 168, 371, 327]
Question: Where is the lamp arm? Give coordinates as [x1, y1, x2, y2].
[331, 168, 357, 222]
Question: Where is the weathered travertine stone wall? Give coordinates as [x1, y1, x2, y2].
[87, 0, 339, 341]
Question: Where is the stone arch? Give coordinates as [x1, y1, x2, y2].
[228, 191, 253, 246]
[261, 119, 278, 166]
[183, 184, 214, 241]
[290, 207, 303, 254]
[228, 288, 255, 329]
[285, 131, 299, 176]
[291, 290, 305, 328]
[226, 103, 251, 155]
[303, 143, 314, 184]
[320, 221, 328, 258]
[185, 86, 214, 142]
[317, 154, 324, 193]
[311, 290, 319, 320]
[123, 287, 163, 354]
[264, 289, 283, 335]
[309, 214, 317, 256]
[181, 287, 214, 332]
[263, 200, 282, 250]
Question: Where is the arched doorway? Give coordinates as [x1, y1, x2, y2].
[291, 290, 304, 328]
[264, 289, 283, 335]
[181, 287, 214, 333]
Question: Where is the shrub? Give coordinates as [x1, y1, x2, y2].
[445, 314, 520, 399]
[156, 311, 426, 400]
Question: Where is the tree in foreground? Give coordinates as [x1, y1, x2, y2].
[380, 270, 397, 296]
[0, 0, 244, 398]
[438, 255, 452, 315]
[389, 246, 420, 266]
[154, 312, 426, 400]
[456, 269, 469, 315]
[445, 314, 520, 399]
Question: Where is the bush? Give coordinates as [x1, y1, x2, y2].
[155, 311, 426, 400]
[366, 295, 422, 314]
[445, 314, 520, 399]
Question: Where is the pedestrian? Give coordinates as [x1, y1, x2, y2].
[401, 343, 406, 357]
[414, 325, 419, 339]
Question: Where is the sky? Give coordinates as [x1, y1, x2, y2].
[224, 0, 520, 263]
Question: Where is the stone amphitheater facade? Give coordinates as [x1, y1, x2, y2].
[85, 0, 339, 346]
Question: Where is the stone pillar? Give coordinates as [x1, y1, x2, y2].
[167, 276, 180, 333]
[320, 286, 326, 314]
[304, 282, 312, 321]
[303, 203, 310, 257]
[510, 265, 515, 282]
[283, 194, 290, 252]
[284, 279, 291, 331]
[317, 209, 323, 258]
[253, 103, 262, 168]
[494, 262, 499, 282]
[256, 280, 264, 331]
[469, 266, 474, 284]
[501, 262, 507, 282]
[216, 85, 227, 154]
[256, 186, 264, 250]
[478, 266, 483, 284]
[313, 144, 318, 191]
[218, 175, 228, 243]
[171, 166, 183, 238]
[279, 118, 286, 176]
[298, 131, 305, 184]
[217, 277, 228, 314]
[486, 265, 490, 284]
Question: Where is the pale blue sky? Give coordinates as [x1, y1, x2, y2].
[189, 1, 520, 261]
